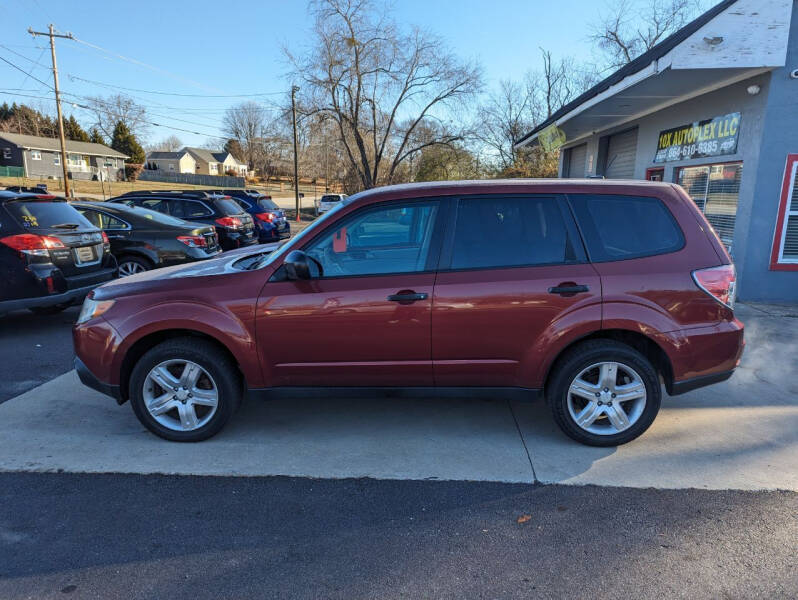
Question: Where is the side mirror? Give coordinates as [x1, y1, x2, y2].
[283, 250, 312, 280]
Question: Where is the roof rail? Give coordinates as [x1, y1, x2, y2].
[115, 189, 217, 199]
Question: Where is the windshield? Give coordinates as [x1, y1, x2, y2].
[214, 198, 245, 215]
[244, 200, 349, 270]
[6, 199, 94, 230]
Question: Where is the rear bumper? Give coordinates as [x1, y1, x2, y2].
[75, 356, 122, 403]
[0, 272, 115, 314]
[669, 370, 734, 395]
[665, 317, 744, 395]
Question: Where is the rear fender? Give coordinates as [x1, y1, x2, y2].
[521, 302, 603, 388]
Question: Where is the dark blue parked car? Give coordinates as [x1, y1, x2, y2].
[223, 189, 290, 243]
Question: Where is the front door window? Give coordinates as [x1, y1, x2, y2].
[305, 202, 440, 277]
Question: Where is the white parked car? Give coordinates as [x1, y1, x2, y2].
[316, 193, 347, 215]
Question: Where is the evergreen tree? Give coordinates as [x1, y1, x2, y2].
[110, 120, 145, 164]
[89, 128, 106, 145]
[64, 115, 90, 142]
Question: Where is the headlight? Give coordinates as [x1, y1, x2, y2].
[76, 297, 115, 324]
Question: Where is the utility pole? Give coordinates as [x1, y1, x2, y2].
[28, 25, 73, 198]
[291, 85, 300, 223]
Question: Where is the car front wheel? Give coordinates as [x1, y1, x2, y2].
[547, 340, 661, 446]
[129, 337, 242, 442]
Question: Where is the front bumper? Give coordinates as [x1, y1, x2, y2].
[75, 356, 122, 403]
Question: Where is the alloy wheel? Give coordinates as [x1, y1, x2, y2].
[118, 261, 148, 277]
[142, 359, 219, 432]
[566, 361, 647, 435]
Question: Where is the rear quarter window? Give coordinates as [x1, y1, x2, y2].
[214, 199, 245, 216]
[568, 194, 684, 262]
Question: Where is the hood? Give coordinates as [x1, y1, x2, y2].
[93, 242, 281, 300]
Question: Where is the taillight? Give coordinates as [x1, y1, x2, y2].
[0, 233, 65, 257]
[255, 212, 276, 222]
[692, 264, 736, 309]
[176, 235, 208, 248]
[215, 216, 242, 229]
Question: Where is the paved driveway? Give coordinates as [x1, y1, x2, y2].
[0, 304, 796, 491]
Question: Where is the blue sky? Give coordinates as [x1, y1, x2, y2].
[0, 0, 615, 147]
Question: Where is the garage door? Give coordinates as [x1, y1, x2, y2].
[604, 129, 638, 179]
[565, 144, 587, 178]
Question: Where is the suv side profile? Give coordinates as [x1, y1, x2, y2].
[74, 180, 743, 446]
[109, 191, 257, 251]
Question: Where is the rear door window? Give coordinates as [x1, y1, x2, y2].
[6, 199, 93, 230]
[78, 208, 129, 230]
[568, 194, 684, 262]
[449, 196, 577, 269]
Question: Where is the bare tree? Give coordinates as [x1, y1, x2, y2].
[146, 135, 183, 152]
[86, 94, 149, 142]
[475, 49, 596, 175]
[286, 0, 482, 190]
[474, 79, 537, 171]
[222, 101, 270, 169]
[590, 0, 704, 70]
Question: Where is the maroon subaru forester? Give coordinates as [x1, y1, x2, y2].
[73, 180, 743, 446]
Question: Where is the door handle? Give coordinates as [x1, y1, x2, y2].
[548, 284, 589, 295]
[387, 291, 428, 303]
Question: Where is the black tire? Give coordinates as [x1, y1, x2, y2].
[118, 255, 152, 277]
[129, 337, 242, 442]
[547, 340, 661, 447]
[29, 303, 71, 315]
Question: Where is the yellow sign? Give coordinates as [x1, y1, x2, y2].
[654, 112, 741, 163]
[538, 123, 566, 152]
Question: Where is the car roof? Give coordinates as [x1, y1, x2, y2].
[71, 200, 140, 214]
[0, 190, 58, 201]
[345, 178, 678, 206]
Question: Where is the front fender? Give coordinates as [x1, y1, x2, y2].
[109, 300, 263, 388]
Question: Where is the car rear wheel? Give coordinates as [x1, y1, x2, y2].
[118, 256, 151, 277]
[129, 338, 242, 442]
[547, 340, 660, 446]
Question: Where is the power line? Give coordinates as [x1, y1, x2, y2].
[70, 36, 229, 94]
[68, 75, 287, 98]
[0, 53, 54, 91]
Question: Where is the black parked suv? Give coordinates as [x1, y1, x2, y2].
[72, 201, 222, 276]
[222, 189, 290, 243]
[109, 191, 257, 251]
[0, 191, 117, 315]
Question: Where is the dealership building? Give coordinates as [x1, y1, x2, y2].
[516, 0, 798, 303]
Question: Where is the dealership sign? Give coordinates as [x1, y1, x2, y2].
[653, 112, 741, 163]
